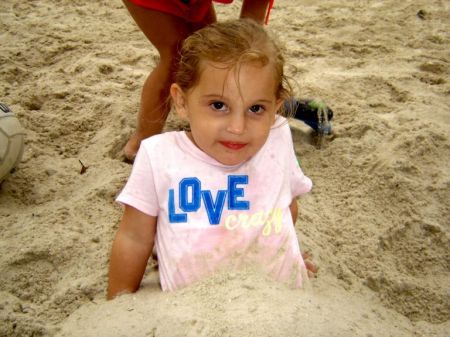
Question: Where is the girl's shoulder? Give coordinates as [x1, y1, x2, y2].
[140, 131, 182, 151]
[270, 116, 292, 140]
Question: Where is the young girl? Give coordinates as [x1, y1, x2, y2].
[108, 19, 313, 299]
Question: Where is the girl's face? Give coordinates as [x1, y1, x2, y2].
[171, 61, 283, 166]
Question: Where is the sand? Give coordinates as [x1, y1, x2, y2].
[0, 0, 449, 336]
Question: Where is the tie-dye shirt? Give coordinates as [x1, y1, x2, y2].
[117, 116, 312, 291]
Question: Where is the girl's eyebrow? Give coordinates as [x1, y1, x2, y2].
[202, 94, 225, 99]
[253, 99, 273, 104]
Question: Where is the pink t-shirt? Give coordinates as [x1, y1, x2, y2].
[117, 116, 312, 291]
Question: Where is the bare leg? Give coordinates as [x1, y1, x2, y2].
[122, 0, 216, 160]
[240, 0, 271, 24]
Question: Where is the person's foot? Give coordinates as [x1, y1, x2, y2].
[285, 98, 334, 134]
[123, 133, 142, 162]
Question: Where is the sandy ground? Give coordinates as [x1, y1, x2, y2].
[0, 0, 449, 336]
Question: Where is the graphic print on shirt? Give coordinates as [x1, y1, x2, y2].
[169, 175, 250, 225]
[168, 174, 284, 235]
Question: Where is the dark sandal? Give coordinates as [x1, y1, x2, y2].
[285, 98, 334, 135]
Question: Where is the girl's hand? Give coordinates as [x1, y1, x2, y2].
[302, 252, 318, 278]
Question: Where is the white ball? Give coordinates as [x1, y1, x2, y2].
[0, 103, 25, 183]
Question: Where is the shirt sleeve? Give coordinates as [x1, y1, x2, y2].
[290, 152, 313, 198]
[116, 142, 159, 216]
[284, 122, 313, 198]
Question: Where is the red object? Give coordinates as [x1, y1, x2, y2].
[127, 0, 274, 24]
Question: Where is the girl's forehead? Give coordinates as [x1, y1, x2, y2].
[192, 61, 279, 98]
[197, 60, 276, 82]
[199, 59, 269, 71]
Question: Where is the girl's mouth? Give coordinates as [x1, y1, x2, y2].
[219, 141, 247, 150]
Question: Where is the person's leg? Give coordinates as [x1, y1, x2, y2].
[240, 0, 271, 24]
[122, 0, 216, 160]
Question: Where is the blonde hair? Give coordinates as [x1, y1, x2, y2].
[175, 19, 293, 113]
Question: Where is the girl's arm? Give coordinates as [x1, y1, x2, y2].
[289, 198, 298, 223]
[107, 205, 157, 300]
[290, 198, 319, 276]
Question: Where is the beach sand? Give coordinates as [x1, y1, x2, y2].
[0, 0, 449, 336]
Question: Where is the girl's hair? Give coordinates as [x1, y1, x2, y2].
[175, 19, 293, 114]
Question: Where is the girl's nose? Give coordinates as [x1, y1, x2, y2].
[226, 113, 246, 135]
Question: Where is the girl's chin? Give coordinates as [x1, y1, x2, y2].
[215, 154, 251, 166]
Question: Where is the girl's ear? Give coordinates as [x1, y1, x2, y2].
[273, 98, 284, 123]
[170, 83, 189, 119]
[275, 98, 284, 114]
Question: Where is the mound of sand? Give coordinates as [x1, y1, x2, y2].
[0, 0, 448, 336]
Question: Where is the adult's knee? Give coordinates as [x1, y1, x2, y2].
[157, 49, 181, 83]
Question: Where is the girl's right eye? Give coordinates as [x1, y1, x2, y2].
[210, 101, 228, 112]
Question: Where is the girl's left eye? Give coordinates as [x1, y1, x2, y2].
[249, 105, 265, 114]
